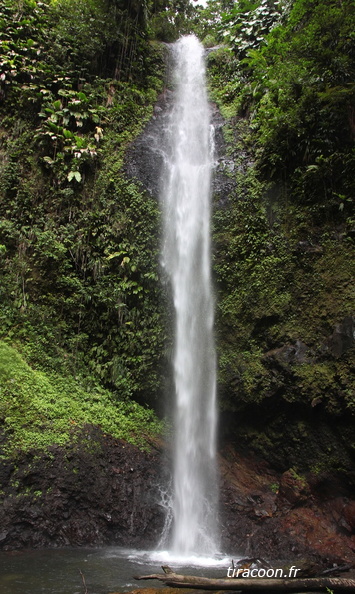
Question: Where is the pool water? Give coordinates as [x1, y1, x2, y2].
[0, 547, 232, 594]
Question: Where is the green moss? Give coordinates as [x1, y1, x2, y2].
[0, 341, 163, 455]
[296, 363, 336, 399]
[289, 468, 307, 488]
[270, 482, 279, 493]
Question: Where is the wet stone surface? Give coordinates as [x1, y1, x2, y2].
[1, 426, 355, 566]
[0, 426, 166, 550]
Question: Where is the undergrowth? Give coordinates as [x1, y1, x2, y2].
[0, 341, 163, 456]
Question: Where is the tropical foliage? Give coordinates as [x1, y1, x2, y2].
[0, 0, 192, 453]
[205, 0, 355, 470]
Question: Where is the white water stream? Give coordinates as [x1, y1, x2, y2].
[161, 35, 219, 556]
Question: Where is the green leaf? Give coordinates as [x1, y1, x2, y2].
[47, 121, 59, 132]
[63, 129, 74, 139]
[67, 170, 82, 182]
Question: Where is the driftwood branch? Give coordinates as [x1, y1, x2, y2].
[135, 566, 355, 591]
[79, 569, 88, 594]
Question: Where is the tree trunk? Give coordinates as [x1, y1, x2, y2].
[135, 568, 355, 591]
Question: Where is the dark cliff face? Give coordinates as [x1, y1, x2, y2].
[219, 447, 355, 566]
[125, 89, 172, 199]
[0, 427, 166, 550]
[124, 80, 233, 205]
[2, 426, 355, 564]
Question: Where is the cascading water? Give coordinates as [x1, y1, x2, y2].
[161, 35, 219, 556]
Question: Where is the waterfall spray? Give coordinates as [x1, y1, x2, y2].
[161, 35, 219, 556]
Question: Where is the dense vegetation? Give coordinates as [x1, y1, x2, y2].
[0, 0, 194, 454]
[197, 0, 355, 474]
[0, 0, 354, 487]
[0, 341, 162, 453]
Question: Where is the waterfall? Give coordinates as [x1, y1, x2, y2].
[161, 35, 219, 556]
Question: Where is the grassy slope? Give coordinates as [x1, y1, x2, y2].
[0, 340, 163, 455]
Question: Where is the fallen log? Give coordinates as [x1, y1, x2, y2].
[135, 567, 355, 591]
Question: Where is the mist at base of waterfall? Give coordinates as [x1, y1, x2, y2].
[131, 548, 232, 568]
